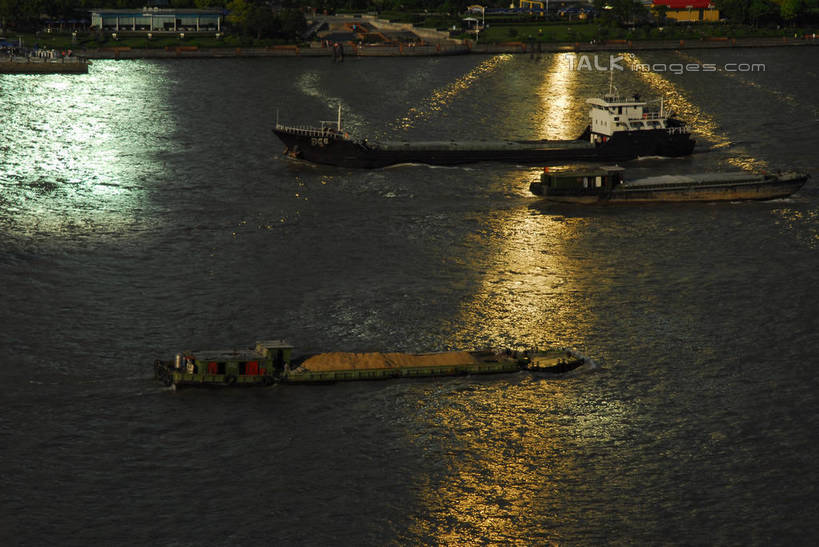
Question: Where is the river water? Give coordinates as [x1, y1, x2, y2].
[2, 48, 818, 545]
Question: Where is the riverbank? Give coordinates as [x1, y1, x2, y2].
[71, 35, 818, 59]
[78, 43, 469, 59]
[0, 57, 88, 73]
[473, 34, 819, 53]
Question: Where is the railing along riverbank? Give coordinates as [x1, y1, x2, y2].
[0, 56, 88, 73]
[72, 35, 819, 60]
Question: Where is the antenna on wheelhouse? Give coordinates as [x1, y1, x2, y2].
[608, 69, 613, 96]
[337, 104, 342, 131]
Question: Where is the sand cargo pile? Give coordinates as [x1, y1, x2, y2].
[287, 350, 516, 383]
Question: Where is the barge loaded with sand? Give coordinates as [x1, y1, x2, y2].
[530, 165, 810, 203]
[153, 340, 593, 389]
[272, 90, 695, 168]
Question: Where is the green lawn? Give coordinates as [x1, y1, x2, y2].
[478, 23, 603, 43]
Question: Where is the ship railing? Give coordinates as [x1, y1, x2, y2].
[274, 124, 349, 139]
[630, 109, 665, 121]
[602, 94, 644, 103]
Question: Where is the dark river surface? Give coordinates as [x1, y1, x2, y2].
[2, 48, 818, 545]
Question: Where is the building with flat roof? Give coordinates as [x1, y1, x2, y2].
[89, 8, 224, 33]
[652, 0, 719, 22]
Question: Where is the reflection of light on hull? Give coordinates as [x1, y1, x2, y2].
[622, 53, 767, 171]
[537, 54, 580, 140]
[393, 55, 513, 131]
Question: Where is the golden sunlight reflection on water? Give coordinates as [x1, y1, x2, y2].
[409, 381, 572, 543]
[392, 55, 513, 131]
[536, 54, 580, 140]
[406, 376, 633, 542]
[449, 205, 597, 351]
[0, 62, 174, 239]
[770, 207, 819, 249]
[417, 174, 621, 542]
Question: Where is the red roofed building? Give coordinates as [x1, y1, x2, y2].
[652, 0, 719, 22]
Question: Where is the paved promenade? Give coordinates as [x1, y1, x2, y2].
[39, 35, 819, 61]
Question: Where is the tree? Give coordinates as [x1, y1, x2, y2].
[41, 0, 89, 20]
[714, 0, 751, 24]
[246, 4, 279, 38]
[280, 8, 307, 38]
[780, 0, 804, 22]
[594, 0, 648, 25]
[226, 0, 255, 29]
[225, 0, 307, 40]
[0, 0, 43, 28]
[748, 0, 776, 26]
[655, 4, 668, 25]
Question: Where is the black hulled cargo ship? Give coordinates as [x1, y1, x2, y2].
[272, 93, 696, 168]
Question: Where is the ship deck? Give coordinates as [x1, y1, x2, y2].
[188, 349, 266, 361]
[374, 139, 594, 151]
[623, 172, 768, 188]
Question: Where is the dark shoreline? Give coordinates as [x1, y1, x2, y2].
[0, 58, 89, 73]
[72, 36, 818, 60]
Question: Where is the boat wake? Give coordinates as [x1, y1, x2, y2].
[381, 162, 475, 171]
[633, 155, 677, 161]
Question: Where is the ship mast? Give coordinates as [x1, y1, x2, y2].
[337, 104, 342, 131]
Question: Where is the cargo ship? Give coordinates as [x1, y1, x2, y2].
[153, 340, 593, 389]
[272, 92, 695, 168]
[529, 165, 810, 204]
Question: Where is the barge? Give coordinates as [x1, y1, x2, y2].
[153, 340, 592, 388]
[272, 91, 695, 168]
[529, 165, 810, 203]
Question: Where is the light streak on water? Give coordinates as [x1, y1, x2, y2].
[0, 61, 175, 241]
[536, 53, 580, 140]
[392, 55, 513, 131]
[451, 205, 593, 351]
[294, 71, 367, 132]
